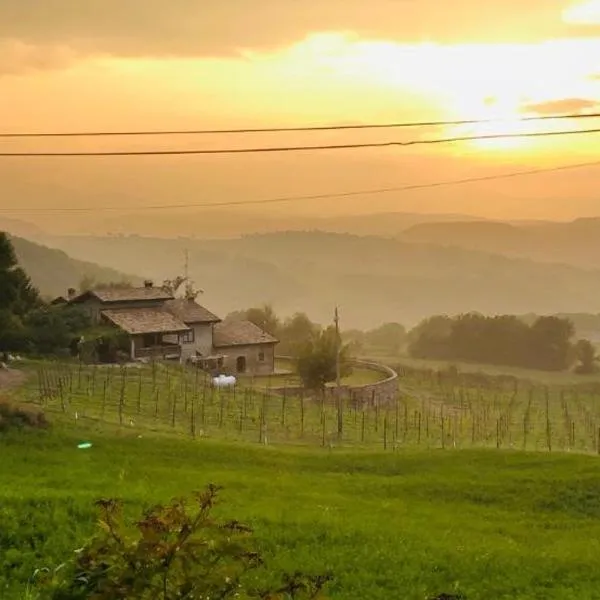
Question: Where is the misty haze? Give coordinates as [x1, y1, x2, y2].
[2, 1, 600, 599]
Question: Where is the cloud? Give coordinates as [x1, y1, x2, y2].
[0, 0, 589, 67]
[0, 39, 80, 75]
[522, 98, 600, 114]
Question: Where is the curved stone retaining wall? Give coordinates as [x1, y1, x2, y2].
[272, 356, 399, 407]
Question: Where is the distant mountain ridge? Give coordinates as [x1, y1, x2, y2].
[400, 217, 600, 269]
[34, 230, 600, 329]
[8, 234, 139, 300]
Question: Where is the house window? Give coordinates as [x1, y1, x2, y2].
[258, 351, 265, 362]
[180, 329, 195, 344]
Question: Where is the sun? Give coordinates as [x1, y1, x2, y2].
[443, 95, 538, 152]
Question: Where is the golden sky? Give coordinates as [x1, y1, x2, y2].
[1, 0, 600, 229]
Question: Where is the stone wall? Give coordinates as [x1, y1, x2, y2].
[272, 358, 398, 407]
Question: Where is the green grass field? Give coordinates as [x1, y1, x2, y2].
[3, 424, 600, 599]
[6, 359, 600, 598]
[18, 360, 600, 454]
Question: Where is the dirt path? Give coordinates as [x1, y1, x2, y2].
[0, 368, 26, 391]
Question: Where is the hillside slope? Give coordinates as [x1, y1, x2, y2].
[401, 217, 600, 269]
[9, 234, 139, 299]
[40, 231, 600, 328]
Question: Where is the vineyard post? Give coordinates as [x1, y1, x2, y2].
[190, 392, 196, 438]
[374, 391, 379, 432]
[496, 419, 500, 450]
[184, 375, 189, 414]
[395, 396, 399, 444]
[101, 380, 107, 420]
[417, 412, 421, 445]
[137, 369, 142, 415]
[58, 377, 66, 412]
[383, 414, 388, 451]
[545, 387, 552, 452]
[171, 391, 177, 428]
[403, 398, 408, 440]
[300, 392, 305, 438]
[219, 391, 225, 428]
[91, 365, 97, 397]
[258, 407, 264, 444]
[77, 359, 83, 390]
[597, 427, 600, 455]
[118, 367, 126, 426]
[361, 410, 366, 443]
[36, 370, 43, 405]
[441, 407, 445, 449]
[281, 387, 287, 427]
[322, 412, 327, 447]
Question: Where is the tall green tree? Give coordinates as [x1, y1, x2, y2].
[0, 233, 39, 316]
[239, 304, 280, 337]
[574, 339, 598, 374]
[0, 233, 40, 351]
[279, 312, 320, 356]
[296, 326, 352, 391]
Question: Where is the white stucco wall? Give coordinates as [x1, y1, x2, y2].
[164, 323, 213, 359]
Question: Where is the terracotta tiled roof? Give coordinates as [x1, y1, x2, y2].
[73, 287, 174, 303]
[164, 299, 221, 324]
[101, 308, 190, 335]
[213, 320, 278, 348]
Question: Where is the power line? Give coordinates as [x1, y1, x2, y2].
[1, 127, 599, 157]
[3, 159, 599, 214]
[2, 111, 600, 138]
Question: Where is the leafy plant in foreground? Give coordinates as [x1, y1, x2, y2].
[43, 484, 331, 600]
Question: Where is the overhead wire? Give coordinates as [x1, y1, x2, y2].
[2, 159, 599, 214]
[1, 111, 600, 138]
[1, 126, 600, 157]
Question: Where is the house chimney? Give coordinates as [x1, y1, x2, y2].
[67, 288, 76, 300]
[144, 280, 154, 288]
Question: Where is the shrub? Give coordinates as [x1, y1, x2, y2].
[0, 399, 48, 432]
[41, 484, 331, 599]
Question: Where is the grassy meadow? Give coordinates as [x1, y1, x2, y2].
[18, 359, 600, 453]
[3, 425, 600, 599]
[5, 359, 600, 598]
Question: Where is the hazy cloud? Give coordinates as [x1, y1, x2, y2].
[0, 0, 593, 67]
[0, 39, 80, 75]
[523, 98, 600, 114]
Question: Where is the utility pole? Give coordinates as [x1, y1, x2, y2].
[184, 248, 189, 280]
[334, 305, 342, 440]
[334, 305, 341, 388]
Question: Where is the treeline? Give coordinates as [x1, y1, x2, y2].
[0, 233, 91, 356]
[228, 305, 406, 358]
[408, 313, 597, 373]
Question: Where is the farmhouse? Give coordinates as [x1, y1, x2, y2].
[65, 281, 278, 375]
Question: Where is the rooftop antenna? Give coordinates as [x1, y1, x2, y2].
[184, 248, 189, 281]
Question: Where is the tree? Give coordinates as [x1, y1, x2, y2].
[243, 304, 280, 337]
[574, 339, 598, 374]
[529, 316, 575, 371]
[296, 326, 352, 391]
[79, 275, 134, 292]
[0, 233, 40, 351]
[279, 312, 320, 356]
[0, 233, 39, 316]
[407, 315, 453, 360]
[364, 322, 406, 355]
[24, 305, 91, 356]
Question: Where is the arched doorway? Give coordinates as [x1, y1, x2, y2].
[236, 355, 247, 373]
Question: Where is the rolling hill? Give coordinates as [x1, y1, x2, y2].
[9, 234, 140, 300]
[400, 217, 600, 269]
[37, 231, 600, 329]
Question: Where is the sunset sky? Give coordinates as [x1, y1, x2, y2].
[1, 0, 600, 230]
